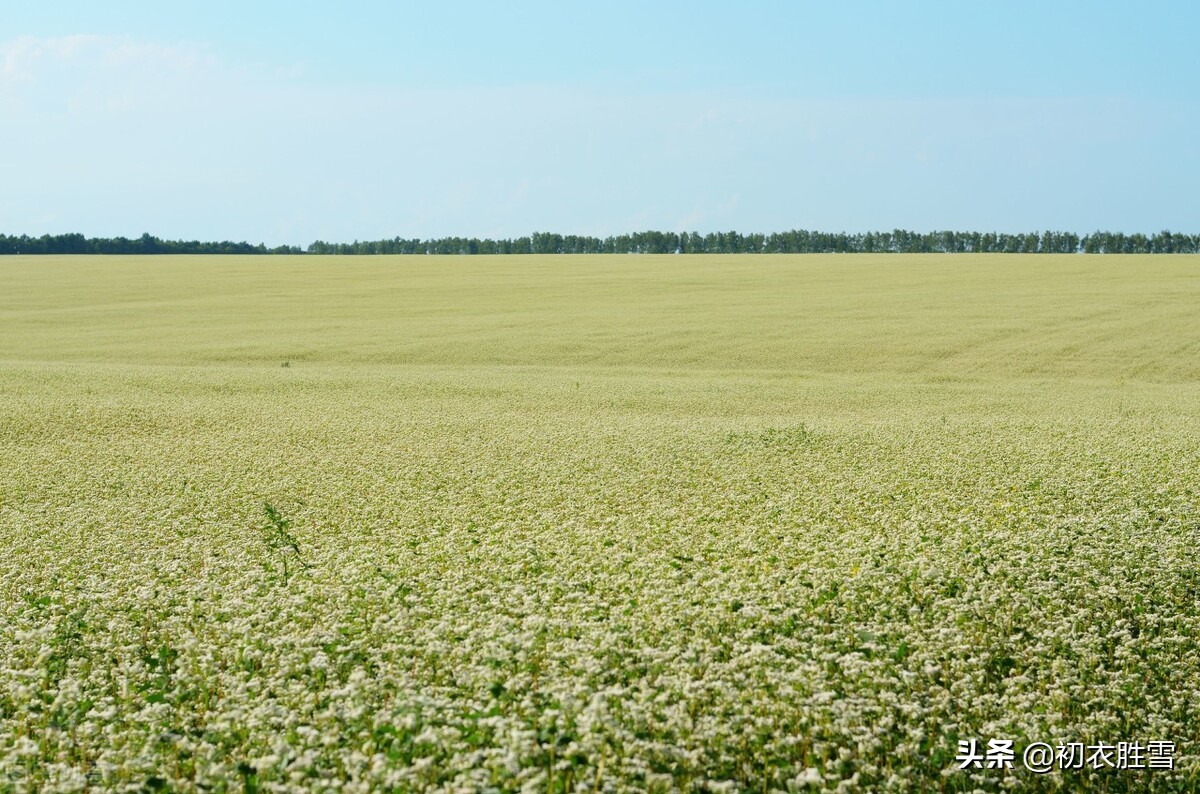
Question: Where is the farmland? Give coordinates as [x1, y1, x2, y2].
[1, 254, 1198, 791]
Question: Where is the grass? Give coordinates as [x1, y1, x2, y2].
[1, 254, 1198, 791]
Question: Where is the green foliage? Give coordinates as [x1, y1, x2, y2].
[304, 228, 1199, 254]
[260, 502, 308, 585]
[3, 228, 1199, 255]
[0, 231, 302, 255]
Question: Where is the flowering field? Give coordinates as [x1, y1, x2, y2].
[2, 254, 1198, 792]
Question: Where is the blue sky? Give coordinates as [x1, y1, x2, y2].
[3, 2, 1198, 245]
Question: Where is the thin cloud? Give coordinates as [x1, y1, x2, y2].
[1, 34, 100, 82]
[0, 34, 216, 89]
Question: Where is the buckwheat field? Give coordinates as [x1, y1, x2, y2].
[2, 254, 1198, 792]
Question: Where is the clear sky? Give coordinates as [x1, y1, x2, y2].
[3, 1, 1198, 245]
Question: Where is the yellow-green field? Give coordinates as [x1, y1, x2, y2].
[2, 255, 1199, 792]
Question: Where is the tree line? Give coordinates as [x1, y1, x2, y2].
[3, 229, 1199, 256]
[0, 232, 303, 256]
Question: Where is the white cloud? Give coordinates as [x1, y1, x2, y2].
[1, 34, 95, 82]
[1, 34, 214, 86]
